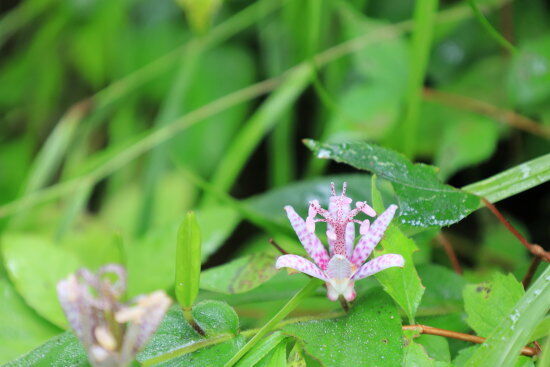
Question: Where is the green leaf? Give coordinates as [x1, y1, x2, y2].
[403, 337, 451, 367]
[234, 332, 286, 367]
[4, 332, 88, 367]
[463, 272, 525, 337]
[200, 252, 278, 294]
[287, 342, 306, 367]
[176, 211, 202, 309]
[435, 113, 499, 180]
[453, 346, 535, 367]
[11, 303, 244, 367]
[417, 264, 465, 313]
[371, 176, 425, 323]
[530, 315, 550, 341]
[373, 226, 425, 323]
[464, 265, 550, 367]
[305, 140, 480, 228]
[462, 153, 550, 205]
[324, 83, 400, 143]
[0, 277, 60, 364]
[197, 205, 240, 262]
[1, 233, 81, 328]
[416, 335, 451, 364]
[283, 288, 403, 366]
[508, 35, 550, 108]
[192, 300, 239, 337]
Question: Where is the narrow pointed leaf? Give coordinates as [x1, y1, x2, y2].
[176, 211, 202, 309]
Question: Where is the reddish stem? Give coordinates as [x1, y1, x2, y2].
[482, 198, 549, 262]
[403, 324, 540, 357]
[436, 233, 463, 274]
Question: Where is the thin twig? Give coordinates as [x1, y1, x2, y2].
[436, 233, 463, 274]
[522, 257, 542, 289]
[423, 88, 550, 139]
[482, 198, 550, 262]
[268, 239, 288, 255]
[403, 324, 540, 357]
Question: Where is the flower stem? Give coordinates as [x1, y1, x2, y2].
[223, 278, 322, 367]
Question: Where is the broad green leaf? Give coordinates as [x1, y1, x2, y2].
[200, 272, 311, 306]
[372, 170, 424, 323]
[373, 225, 425, 323]
[249, 174, 391, 222]
[60, 222, 124, 270]
[478, 219, 530, 274]
[4, 332, 88, 367]
[305, 140, 480, 227]
[283, 288, 403, 366]
[10, 303, 244, 367]
[234, 332, 286, 367]
[507, 35, 550, 108]
[435, 113, 499, 180]
[462, 153, 550, 205]
[342, 14, 408, 95]
[416, 335, 451, 364]
[200, 252, 278, 294]
[125, 224, 177, 298]
[403, 338, 451, 367]
[417, 264, 465, 313]
[323, 83, 400, 143]
[197, 205, 240, 261]
[1, 233, 80, 328]
[0, 277, 60, 364]
[192, 300, 239, 337]
[176, 212, 202, 309]
[463, 272, 525, 337]
[464, 265, 550, 367]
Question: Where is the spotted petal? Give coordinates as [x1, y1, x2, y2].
[285, 206, 330, 270]
[351, 204, 397, 267]
[276, 254, 328, 281]
[352, 254, 404, 280]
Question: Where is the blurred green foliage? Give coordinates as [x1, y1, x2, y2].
[0, 0, 549, 365]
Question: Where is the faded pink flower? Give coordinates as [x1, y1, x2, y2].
[276, 182, 404, 302]
[57, 264, 171, 367]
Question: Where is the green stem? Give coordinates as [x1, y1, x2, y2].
[401, 0, 439, 158]
[467, 0, 516, 54]
[141, 333, 234, 367]
[224, 278, 322, 367]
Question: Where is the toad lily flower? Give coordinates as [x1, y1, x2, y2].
[57, 264, 171, 367]
[276, 182, 404, 302]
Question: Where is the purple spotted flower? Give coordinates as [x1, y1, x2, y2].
[57, 264, 171, 367]
[276, 182, 404, 302]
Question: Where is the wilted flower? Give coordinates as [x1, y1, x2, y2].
[276, 183, 404, 302]
[57, 264, 171, 367]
